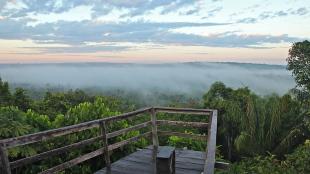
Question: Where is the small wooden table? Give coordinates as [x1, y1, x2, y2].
[156, 146, 176, 174]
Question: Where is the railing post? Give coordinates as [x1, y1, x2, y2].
[203, 110, 218, 174]
[99, 121, 111, 173]
[151, 108, 159, 174]
[151, 108, 159, 148]
[0, 144, 11, 174]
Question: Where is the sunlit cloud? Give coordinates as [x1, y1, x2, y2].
[0, 0, 309, 64]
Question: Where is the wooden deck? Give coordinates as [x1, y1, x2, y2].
[1, 107, 226, 174]
[95, 146, 206, 174]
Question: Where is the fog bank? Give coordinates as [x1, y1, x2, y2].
[0, 62, 295, 96]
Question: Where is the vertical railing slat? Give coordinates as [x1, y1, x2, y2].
[203, 110, 218, 174]
[151, 108, 159, 148]
[0, 145, 11, 174]
[99, 121, 111, 173]
[151, 107, 159, 174]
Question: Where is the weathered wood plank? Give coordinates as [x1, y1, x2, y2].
[0, 107, 152, 148]
[100, 121, 111, 173]
[107, 121, 151, 139]
[203, 110, 218, 174]
[0, 120, 100, 148]
[215, 161, 230, 170]
[10, 136, 102, 169]
[39, 147, 104, 174]
[94, 147, 208, 174]
[151, 108, 159, 147]
[108, 132, 151, 151]
[104, 107, 152, 123]
[157, 131, 207, 141]
[0, 146, 11, 174]
[151, 107, 159, 168]
[154, 107, 212, 115]
[157, 120, 209, 128]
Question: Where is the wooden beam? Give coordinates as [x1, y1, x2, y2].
[157, 120, 209, 128]
[10, 136, 102, 169]
[157, 131, 207, 141]
[151, 108, 159, 148]
[100, 121, 111, 173]
[0, 107, 152, 148]
[38, 147, 104, 174]
[104, 107, 152, 123]
[0, 120, 100, 148]
[154, 107, 212, 115]
[215, 161, 230, 170]
[108, 132, 152, 151]
[107, 121, 151, 139]
[203, 110, 218, 174]
[0, 145, 11, 174]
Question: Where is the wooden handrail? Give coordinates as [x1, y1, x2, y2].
[157, 131, 207, 141]
[157, 120, 209, 128]
[0, 107, 152, 148]
[10, 135, 102, 169]
[0, 107, 220, 174]
[154, 107, 212, 115]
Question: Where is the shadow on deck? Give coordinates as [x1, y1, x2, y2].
[95, 146, 206, 174]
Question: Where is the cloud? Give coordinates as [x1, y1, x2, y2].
[0, 1, 7, 11]
[181, 9, 199, 15]
[0, 0, 307, 55]
[22, 45, 130, 54]
[0, 19, 227, 42]
[201, 6, 223, 19]
[237, 17, 257, 24]
[0, 16, 302, 54]
[156, 32, 299, 48]
[275, 11, 288, 17]
[0, 62, 295, 96]
[4, 0, 90, 18]
[239, 7, 310, 24]
[7, 0, 196, 19]
[292, 7, 309, 15]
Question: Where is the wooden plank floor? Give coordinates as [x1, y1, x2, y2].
[95, 146, 206, 174]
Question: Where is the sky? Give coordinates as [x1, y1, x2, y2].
[0, 0, 309, 64]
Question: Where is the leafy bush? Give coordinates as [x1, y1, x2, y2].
[219, 140, 310, 174]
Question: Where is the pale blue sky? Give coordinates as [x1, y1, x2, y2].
[0, 0, 309, 64]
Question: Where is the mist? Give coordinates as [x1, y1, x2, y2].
[0, 62, 295, 97]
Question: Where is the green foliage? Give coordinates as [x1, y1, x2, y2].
[0, 106, 31, 138]
[167, 133, 206, 151]
[13, 88, 32, 111]
[0, 106, 37, 158]
[284, 139, 310, 173]
[0, 78, 12, 106]
[204, 82, 306, 160]
[287, 40, 310, 91]
[64, 97, 118, 125]
[25, 110, 52, 131]
[0, 76, 309, 173]
[219, 140, 310, 174]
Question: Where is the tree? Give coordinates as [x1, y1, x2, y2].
[203, 82, 305, 160]
[287, 40, 310, 91]
[0, 77, 12, 106]
[13, 88, 31, 111]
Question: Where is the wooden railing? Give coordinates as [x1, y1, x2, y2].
[0, 107, 225, 174]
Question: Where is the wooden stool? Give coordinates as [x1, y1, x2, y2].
[156, 146, 176, 174]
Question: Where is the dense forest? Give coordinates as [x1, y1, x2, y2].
[0, 41, 309, 173]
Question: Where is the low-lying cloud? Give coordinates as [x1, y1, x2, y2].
[0, 62, 295, 96]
